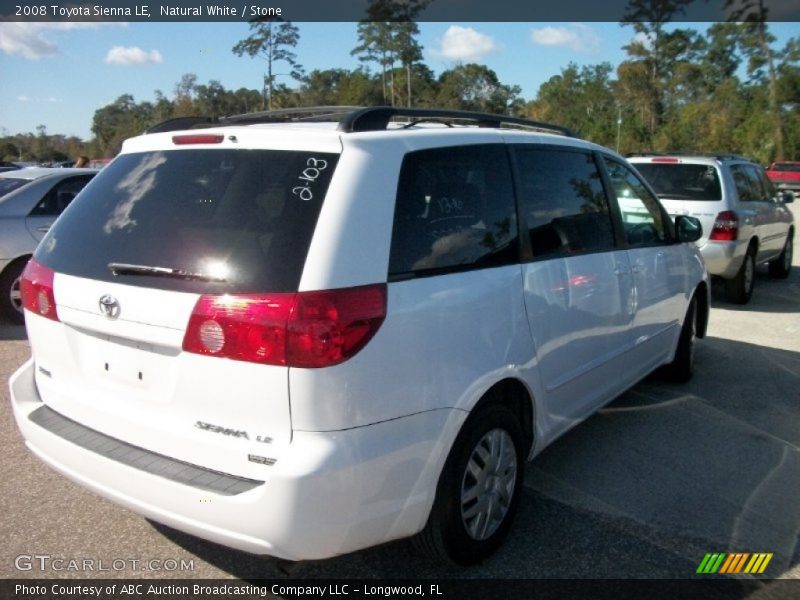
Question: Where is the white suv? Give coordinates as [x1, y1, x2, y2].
[628, 154, 795, 304]
[10, 107, 709, 565]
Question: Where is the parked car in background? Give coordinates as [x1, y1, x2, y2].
[9, 107, 708, 566]
[0, 161, 21, 173]
[89, 158, 112, 169]
[0, 168, 96, 323]
[629, 154, 794, 304]
[765, 161, 800, 197]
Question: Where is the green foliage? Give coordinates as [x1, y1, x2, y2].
[232, 19, 304, 110]
[8, 21, 800, 164]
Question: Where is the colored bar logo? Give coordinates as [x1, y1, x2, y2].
[696, 552, 773, 574]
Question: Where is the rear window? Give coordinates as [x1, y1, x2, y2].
[634, 163, 721, 201]
[0, 178, 30, 198]
[35, 149, 339, 293]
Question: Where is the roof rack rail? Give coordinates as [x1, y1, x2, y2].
[626, 151, 753, 162]
[145, 116, 218, 134]
[144, 106, 577, 137]
[338, 106, 577, 137]
[220, 106, 364, 125]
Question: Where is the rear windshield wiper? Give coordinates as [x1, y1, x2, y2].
[108, 262, 227, 283]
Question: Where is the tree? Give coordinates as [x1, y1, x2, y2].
[435, 64, 521, 114]
[620, 0, 694, 139]
[527, 63, 617, 145]
[172, 73, 199, 117]
[726, 0, 786, 159]
[232, 19, 304, 110]
[352, 21, 396, 104]
[352, 1, 428, 107]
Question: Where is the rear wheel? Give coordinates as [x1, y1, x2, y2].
[768, 235, 793, 279]
[0, 259, 27, 325]
[725, 246, 755, 304]
[414, 404, 524, 565]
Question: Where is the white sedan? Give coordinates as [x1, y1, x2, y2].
[0, 168, 96, 323]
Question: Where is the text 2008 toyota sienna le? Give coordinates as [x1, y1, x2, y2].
[10, 107, 709, 565]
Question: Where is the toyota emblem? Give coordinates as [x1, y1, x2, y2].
[98, 294, 121, 320]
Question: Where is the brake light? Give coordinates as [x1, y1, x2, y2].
[20, 258, 59, 321]
[651, 157, 680, 163]
[709, 210, 739, 241]
[182, 284, 387, 368]
[172, 134, 224, 145]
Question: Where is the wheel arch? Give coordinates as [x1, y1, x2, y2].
[1, 253, 32, 278]
[468, 377, 535, 458]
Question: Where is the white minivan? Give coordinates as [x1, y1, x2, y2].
[10, 107, 709, 565]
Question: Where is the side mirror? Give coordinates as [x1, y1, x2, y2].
[675, 215, 702, 243]
[779, 190, 794, 204]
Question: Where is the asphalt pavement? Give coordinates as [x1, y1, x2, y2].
[1, 207, 798, 583]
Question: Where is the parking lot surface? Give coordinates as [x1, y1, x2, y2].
[1, 207, 798, 581]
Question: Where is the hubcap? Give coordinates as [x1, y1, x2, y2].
[9, 275, 22, 313]
[460, 428, 517, 541]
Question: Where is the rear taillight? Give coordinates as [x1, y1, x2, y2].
[20, 258, 59, 321]
[182, 284, 387, 368]
[709, 210, 739, 241]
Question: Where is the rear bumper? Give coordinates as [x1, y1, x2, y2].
[771, 181, 800, 193]
[10, 358, 466, 560]
[698, 239, 748, 279]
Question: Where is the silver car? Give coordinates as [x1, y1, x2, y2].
[629, 154, 794, 304]
[0, 168, 96, 323]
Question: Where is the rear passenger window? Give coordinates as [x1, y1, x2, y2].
[514, 147, 615, 258]
[29, 175, 94, 217]
[731, 164, 763, 202]
[389, 145, 518, 277]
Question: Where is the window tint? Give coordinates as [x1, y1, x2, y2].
[29, 175, 95, 216]
[515, 148, 614, 258]
[0, 178, 29, 199]
[604, 158, 671, 246]
[36, 150, 339, 294]
[634, 163, 721, 201]
[731, 164, 765, 201]
[772, 163, 800, 172]
[744, 164, 770, 199]
[389, 145, 518, 277]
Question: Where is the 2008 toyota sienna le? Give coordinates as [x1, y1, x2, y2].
[9, 107, 709, 565]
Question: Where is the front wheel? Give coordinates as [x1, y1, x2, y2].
[414, 404, 525, 565]
[659, 297, 696, 383]
[768, 235, 793, 279]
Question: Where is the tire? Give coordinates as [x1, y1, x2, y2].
[725, 246, 755, 304]
[0, 259, 27, 325]
[660, 297, 696, 383]
[414, 404, 525, 565]
[768, 235, 793, 279]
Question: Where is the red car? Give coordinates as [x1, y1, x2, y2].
[765, 161, 800, 196]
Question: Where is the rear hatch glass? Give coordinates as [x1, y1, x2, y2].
[634, 163, 721, 201]
[36, 149, 339, 293]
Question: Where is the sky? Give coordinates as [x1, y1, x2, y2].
[1, 21, 798, 142]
